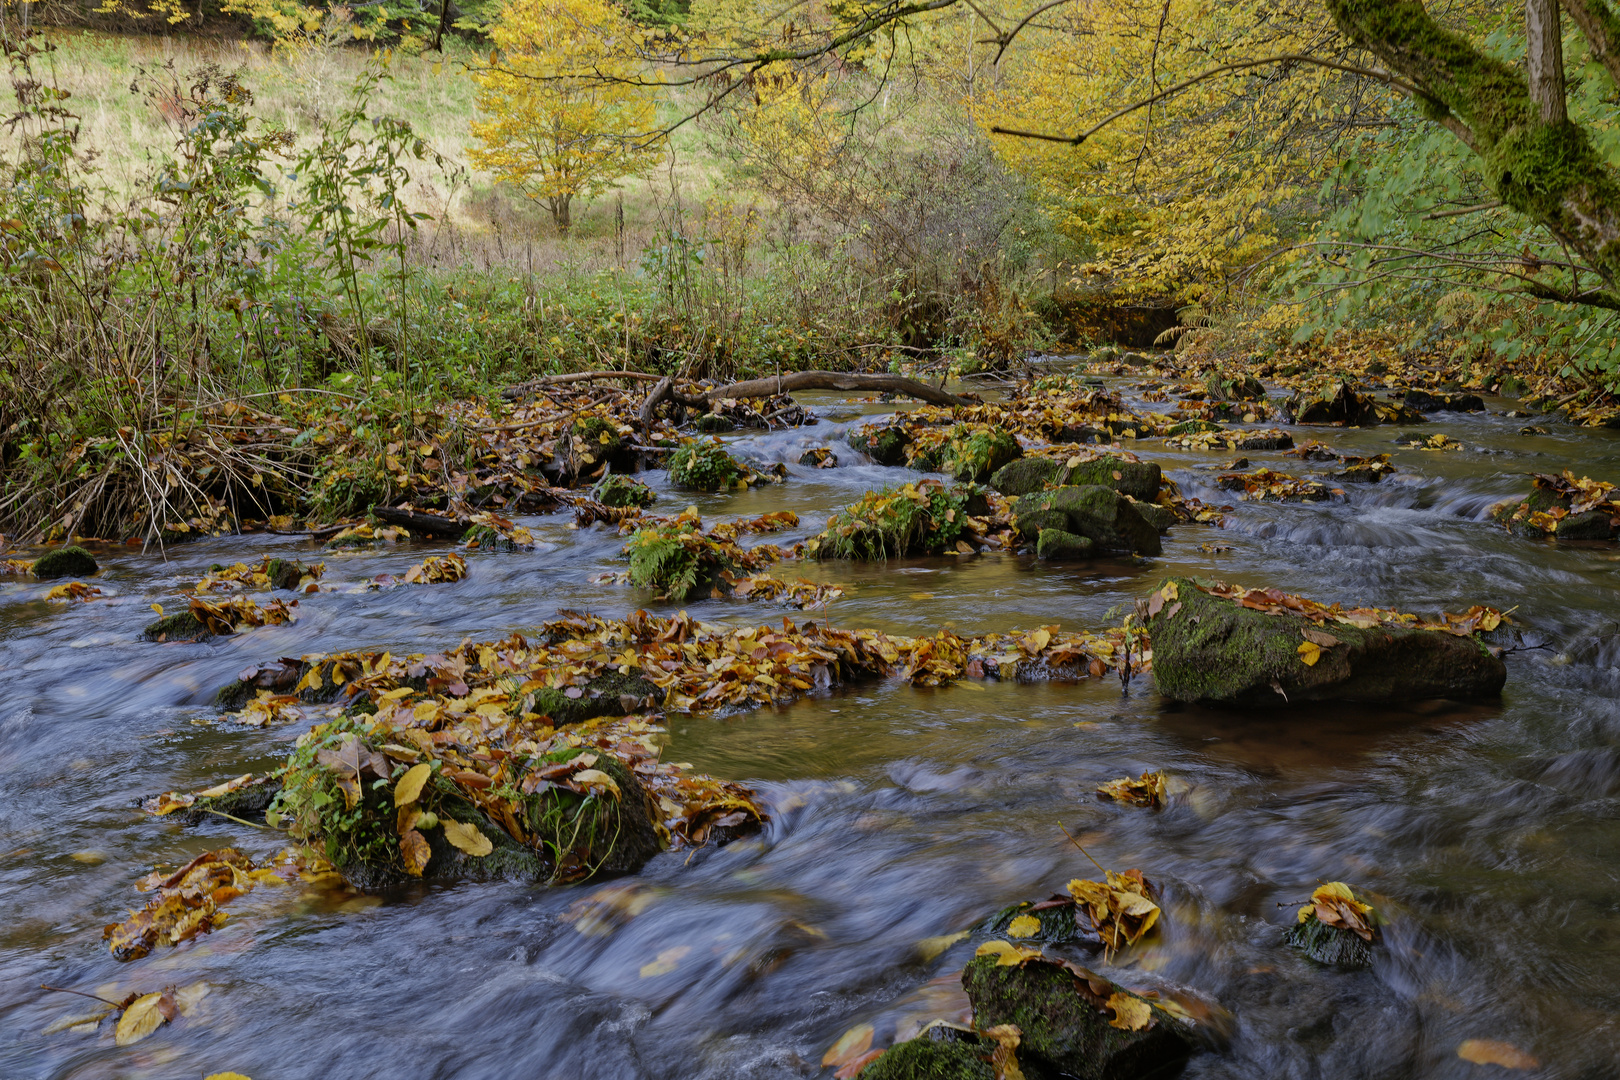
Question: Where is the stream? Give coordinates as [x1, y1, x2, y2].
[4, 375, 1620, 1079]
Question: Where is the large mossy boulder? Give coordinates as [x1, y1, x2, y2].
[962, 955, 1194, 1080]
[849, 423, 912, 466]
[591, 474, 657, 509]
[991, 456, 1161, 502]
[941, 428, 1022, 483]
[1014, 486, 1162, 556]
[1037, 528, 1095, 560]
[1147, 576, 1507, 705]
[32, 545, 98, 579]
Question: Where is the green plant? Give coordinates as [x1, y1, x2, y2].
[810, 479, 975, 560]
[667, 437, 742, 491]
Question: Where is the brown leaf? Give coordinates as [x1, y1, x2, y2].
[1457, 1039, 1539, 1069]
[400, 829, 431, 876]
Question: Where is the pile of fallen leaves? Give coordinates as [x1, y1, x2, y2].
[1493, 470, 1619, 537]
[1216, 468, 1340, 503]
[1068, 869, 1163, 954]
[194, 556, 324, 595]
[324, 522, 410, 549]
[1097, 770, 1167, 808]
[46, 582, 104, 603]
[103, 848, 303, 961]
[1285, 442, 1397, 483]
[187, 595, 297, 635]
[461, 511, 535, 551]
[1172, 579, 1508, 636]
[620, 510, 797, 602]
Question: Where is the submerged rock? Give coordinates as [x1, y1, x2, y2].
[32, 545, 98, 579]
[1147, 577, 1507, 705]
[1015, 486, 1162, 556]
[962, 955, 1194, 1080]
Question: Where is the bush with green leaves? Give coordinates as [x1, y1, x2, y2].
[668, 438, 744, 491]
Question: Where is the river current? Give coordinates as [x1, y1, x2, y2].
[3, 377, 1619, 1079]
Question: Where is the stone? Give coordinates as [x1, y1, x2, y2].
[1285, 382, 1424, 426]
[1036, 528, 1095, 560]
[142, 611, 213, 643]
[1015, 486, 1162, 556]
[1402, 388, 1485, 413]
[1126, 499, 1176, 532]
[857, 1031, 998, 1080]
[31, 545, 98, 579]
[1147, 576, 1508, 705]
[1165, 420, 1223, 437]
[962, 955, 1194, 1080]
[1235, 431, 1293, 451]
[990, 456, 1161, 502]
[1556, 510, 1616, 541]
[849, 424, 911, 466]
[1206, 371, 1266, 401]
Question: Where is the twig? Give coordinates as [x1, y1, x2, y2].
[40, 984, 123, 1008]
[1057, 823, 1108, 875]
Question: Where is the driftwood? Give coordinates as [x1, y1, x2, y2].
[501, 370, 665, 401]
[369, 505, 470, 538]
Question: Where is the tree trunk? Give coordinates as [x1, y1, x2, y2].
[550, 194, 572, 235]
[1327, 0, 1620, 297]
[1527, 0, 1568, 124]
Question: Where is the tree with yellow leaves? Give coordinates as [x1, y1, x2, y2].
[468, 0, 663, 234]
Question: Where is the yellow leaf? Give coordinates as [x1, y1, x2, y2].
[441, 818, 493, 856]
[379, 686, 414, 700]
[639, 944, 691, 977]
[1457, 1040, 1538, 1069]
[114, 992, 167, 1046]
[975, 939, 1041, 966]
[204, 1074, 254, 1080]
[571, 768, 622, 799]
[916, 930, 969, 961]
[1106, 992, 1153, 1031]
[1006, 914, 1042, 938]
[150, 602, 163, 615]
[822, 1023, 875, 1069]
[400, 828, 431, 876]
[393, 762, 432, 807]
[1297, 640, 1321, 666]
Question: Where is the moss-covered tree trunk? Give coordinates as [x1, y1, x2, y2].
[1327, 0, 1620, 304]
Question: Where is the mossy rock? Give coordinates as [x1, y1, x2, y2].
[1165, 420, 1223, 437]
[288, 744, 662, 891]
[962, 956, 1194, 1080]
[1284, 916, 1374, 969]
[695, 413, 735, 433]
[524, 667, 662, 726]
[849, 424, 912, 467]
[265, 558, 308, 591]
[1125, 498, 1176, 532]
[1147, 576, 1508, 706]
[1235, 431, 1293, 451]
[1014, 486, 1161, 556]
[859, 1031, 998, 1080]
[1037, 528, 1095, 561]
[1556, 510, 1616, 541]
[592, 474, 657, 509]
[164, 778, 284, 826]
[811, 481, 976, 560]
[32, 545, 98, 579]
[143, 611, 213, 643]
[991, 457, 1161, 503]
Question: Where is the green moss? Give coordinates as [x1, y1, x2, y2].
[525, 668, 662, 725]
[939, 426, 1022, 483]
[668, 438, 743, 491]
[142, 611, 211, 642]
[858, 1036, 996, 1080]
[591, 474, 656, 508]
[31, 545, 98, 579]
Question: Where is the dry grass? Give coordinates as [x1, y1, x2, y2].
[36, 28, 726, 275]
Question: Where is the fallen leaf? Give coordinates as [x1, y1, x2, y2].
[1106, 992, 1153, 1031]
[981, 1023, 1025, 1080]
[639, 944, 691, 977]
[393, 762, 431, 807]
[204, 1074, 253, 1080]
[441, 818, 493, 857]
[1457, 1039, 1539, 1069]
[975, 939, 1042, 966]
[400, 829, 431, 876]
[1006, 914, 1042, 938]
[822, 1022, 875, 1069]
[114, 992, 169, 1046]
[1301, 627, 1341, 647]
[1297, 640, 1322, 666]
[570, 768, 622, 800]
[916, 930, 969, 961]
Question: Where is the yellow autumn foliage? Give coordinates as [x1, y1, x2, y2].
[983, 0, 1392, 299]
[469, 0, 664, 233]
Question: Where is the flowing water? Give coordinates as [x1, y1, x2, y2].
[5, 377, 1620, 1079]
